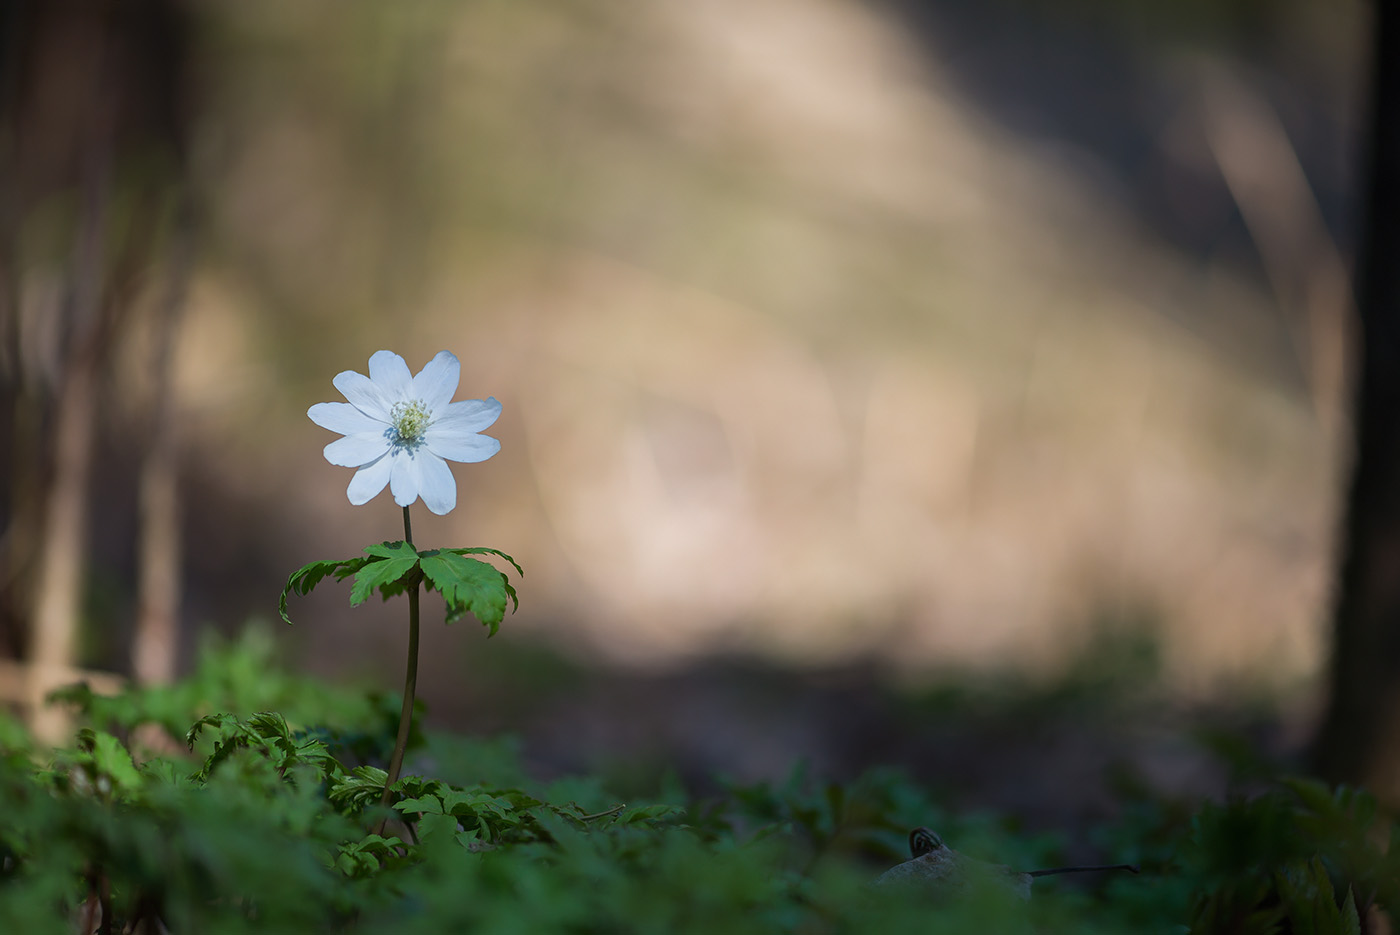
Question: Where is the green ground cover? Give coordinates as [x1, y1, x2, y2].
[0, 633, 1390, 934]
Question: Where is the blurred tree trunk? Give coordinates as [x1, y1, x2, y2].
[1310, 2, 1400, 796]
[27, 242, 106, 742]
[132, 194, 193, 688]
[10, 3, 118, 742]
[0, 1, 35, 663]
[0, 0, 194, 737]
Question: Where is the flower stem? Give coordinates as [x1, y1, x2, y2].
[376, 506, 420, 832]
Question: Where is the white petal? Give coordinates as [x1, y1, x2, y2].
[427, 431, 500, 464]
[433, 397, 502, 435]
[308, 401, 383, 436]
[333, 370, 393, 421]
[346, 454, 392, 505]
[367, 350, 414, 401]
[324, 433, 391, 467]
[412, 350, 461, 413]
[415, 452, 457, 515]
[389, 449, 421, 507]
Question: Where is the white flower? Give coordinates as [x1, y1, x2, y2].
[308, 350, 501, 515]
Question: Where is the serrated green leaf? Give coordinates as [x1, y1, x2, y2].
[417, 811, 461, 842]
[391, 775, 445, 801]
[1276, 856, 1344, 935]
[328, 764, 391, 813]
[279, 556, 370, 625]
[292, 736, 336, 767]
[354, 833, 404, 853]
[89, 732, 143, 795]
[443, 547, 525, 579]
[619, 804, 686, 825]
[365, 540, 419, 561]
[345, 765, 387, 787]
[499, 789, 545, 811]
[246, 711, 293, 742]
[186, 713, 239, 750]
[1340, 887, 1362, 935]
[418, 551, 512, 632]
[440, 789, 516, 821]
[349, 556, 419, 606]
[395, 795, 446, 815]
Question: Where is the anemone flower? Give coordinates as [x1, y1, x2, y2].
[308, 350, 500, 515]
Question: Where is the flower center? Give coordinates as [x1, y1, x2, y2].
[389, 399, 432, 446]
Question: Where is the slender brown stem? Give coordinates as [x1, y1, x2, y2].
[375, 506, 419, 834]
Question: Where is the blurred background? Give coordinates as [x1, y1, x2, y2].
[0, 0, 1368, 824]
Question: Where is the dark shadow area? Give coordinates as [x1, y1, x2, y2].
[877, 0, 1359, 334]
[418, 623, 1298, 836]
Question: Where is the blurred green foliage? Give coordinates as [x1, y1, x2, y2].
[0, 629, 1393, 933]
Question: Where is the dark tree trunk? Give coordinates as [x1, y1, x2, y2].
[1311, 3, 1400, 796]
[0, 0, 195, 733]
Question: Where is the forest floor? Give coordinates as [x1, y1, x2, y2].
[422, 633, 1311, 847]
